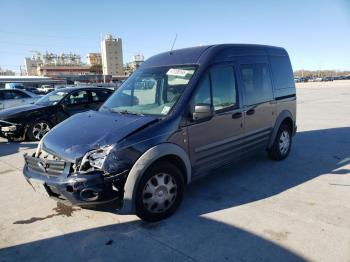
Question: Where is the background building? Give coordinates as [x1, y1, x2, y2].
[24, 51, 95, 76]
[22, 35, 126, 79]
[0, 67, 16, 76]
[124, 53, 145, 75]
[24, 57, 39, 76]
[37, 65, 92, 76]
[86, 53, 102, 66]
[130, 53, 144, 70]
[101, 34, 123, 76]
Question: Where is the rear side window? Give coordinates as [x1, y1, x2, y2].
[3, 91, 14, 100]
[12, 90, 30, 99]
[240, 63, 273, 106]
[269, 56, 294, 90]
[91, 90, 112, 102]
[3, 90, 29, 99]
[210, 66, 237, 111]
[65, 90, 89, 105]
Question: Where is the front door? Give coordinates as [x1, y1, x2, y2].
[186, 65, 244, 176]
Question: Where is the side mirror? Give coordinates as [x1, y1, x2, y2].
[192, 103, 213, 121]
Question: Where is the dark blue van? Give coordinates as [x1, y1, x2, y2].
[23, 44, 296, 221]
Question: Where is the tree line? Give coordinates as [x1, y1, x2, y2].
[294, 70, 350, 78]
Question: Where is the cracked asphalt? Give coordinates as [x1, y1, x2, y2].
[0, 81, 349, 262]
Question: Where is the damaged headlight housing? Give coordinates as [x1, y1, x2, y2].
[80, 145, 113, 171]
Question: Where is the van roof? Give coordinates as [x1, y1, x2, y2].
[140, 44, 288, 68]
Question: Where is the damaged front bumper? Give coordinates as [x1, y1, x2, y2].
[0, 120, 24, 140]
[23, 153, 127, 207]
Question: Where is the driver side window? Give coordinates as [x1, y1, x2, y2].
[191, 65, 237, 112]
[193, 74, 211, 105]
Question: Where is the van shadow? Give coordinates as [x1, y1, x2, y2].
[182, 126, 350, 216]
[1, 127, 349, 262]
[0, 141, 37, 157]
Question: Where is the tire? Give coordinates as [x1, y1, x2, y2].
[268, 124, 292, 160]
[135, 161, 185, 222]
[27, 120, 52, 141]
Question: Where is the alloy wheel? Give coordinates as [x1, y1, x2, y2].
[32, 122, 51, 140]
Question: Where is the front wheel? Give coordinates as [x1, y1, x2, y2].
[135, 161, 184, 222]
[268, 124, 292, 160]
[27, 120, 51, 141]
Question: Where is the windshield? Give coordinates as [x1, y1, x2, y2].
[101, 66, 196, 116]
[35, 90, 69, 106]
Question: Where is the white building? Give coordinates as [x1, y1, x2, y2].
[101, 34, 123, 75]
[131, 53, 144, 69]
[0, 67, 16, 76]
[24, 57, 39, 76]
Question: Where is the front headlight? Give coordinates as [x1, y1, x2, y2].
[80, 145, 113, 171]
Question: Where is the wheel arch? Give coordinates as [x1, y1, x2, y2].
[119, 143, 191, 214]
[268, 110, 295, 148]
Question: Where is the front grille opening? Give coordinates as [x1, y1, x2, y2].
[25, 154, 68, 176]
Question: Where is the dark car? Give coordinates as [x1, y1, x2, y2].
[23, 44, 296, 221]
[321, 76, 334, 82]
[0, 87, 113, 141]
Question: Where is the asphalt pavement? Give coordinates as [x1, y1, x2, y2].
[0, 81, 349, 262]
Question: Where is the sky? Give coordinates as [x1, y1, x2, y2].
[0, 0, 349, 72]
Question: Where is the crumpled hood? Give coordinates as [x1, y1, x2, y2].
[42, 110, 159, 162]
[0, 104, 44, 119]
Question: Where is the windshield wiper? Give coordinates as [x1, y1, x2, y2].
[118, 109, 144, 116]
[105, 107, 144, 116]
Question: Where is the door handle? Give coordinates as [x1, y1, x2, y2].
[232, 112, 242, 119]
[246, 109, 255, 115]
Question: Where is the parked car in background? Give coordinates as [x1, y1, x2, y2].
[5, 83, 26, 90]
[0, 87, 113, 141]
[294, 77, 308, 83]
[0, 89, 39, 110]
[5, 82, 41, 94]
[37, 84, 55, 94]
[22, 44, 297, 221]
[321, 77, 334, 82]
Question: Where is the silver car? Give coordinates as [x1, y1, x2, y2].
[0, 89, 39, 110]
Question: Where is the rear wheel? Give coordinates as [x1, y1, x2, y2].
[268, 124, 292, 160]
[135, 161, 184, 222]
[27, 120, 51, 141]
